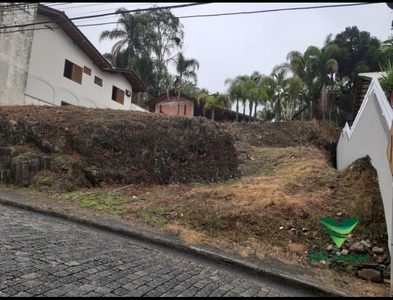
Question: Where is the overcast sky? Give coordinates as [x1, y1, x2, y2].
[42, 2, 393, 109]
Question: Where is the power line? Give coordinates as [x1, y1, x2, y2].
[0, 2, 381, 34]
[0, 2, 68, 12]
[46, 2, 97, 7]
[177, 2, 378, 19]
[0, 2, 212, 30]
[71, 2, 380, 24]
[44, 2, 109, 10]
[0, 2, 38, 10]
[64, 3, 158, 18]
[0, 3, 158, 20]
[40, 3, 72, 7]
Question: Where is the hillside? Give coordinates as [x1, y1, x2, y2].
[0, 105, 389, 296]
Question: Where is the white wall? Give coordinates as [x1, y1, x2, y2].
[337, 79, 393, 257]
[25, 14, 144, 111]
[0, 3, 37, 105]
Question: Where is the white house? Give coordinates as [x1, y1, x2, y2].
[0, 3, 148, 112]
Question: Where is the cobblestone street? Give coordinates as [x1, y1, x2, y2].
[0, 205, 318, 297]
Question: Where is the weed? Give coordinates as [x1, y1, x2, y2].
[56, 189, 129, 216]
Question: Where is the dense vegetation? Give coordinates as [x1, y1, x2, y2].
[100, 5, 393, 126]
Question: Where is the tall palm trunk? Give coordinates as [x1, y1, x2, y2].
[254, 104, 258, 122]
[236, 99, 239, 122]
[248, 101, 253, 122]
[300, 95, 303, 121]
[320, 84, 328, 120]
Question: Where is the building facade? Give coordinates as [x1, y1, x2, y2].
[0, 3, 147, 112]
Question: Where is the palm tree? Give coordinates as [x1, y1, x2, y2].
[99, 8, 151, 67]
[224, 75, 253, 122]
[248, 71, 271, 122]
[315, 43, 340, 120]
[197, 92, 227, 121]
[285, 76, 303, 120]
[242, 77, 257, 121]
[173, 52, 200, 114]
[379, 60, 393, 101]
[285, 46, 321, 120]
[270, 65, 290, 122]
[224, 76, 243, 122]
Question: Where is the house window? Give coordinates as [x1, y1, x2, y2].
[94, 76, 103, 87]
[112, 86, 125, 105]
[83, 66, 91, 76]
[63, 59, 83, 84]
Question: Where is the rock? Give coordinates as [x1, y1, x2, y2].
[360, 240, 371, 250]
[383, 269, 390, 280]
[326, 244, 335, 252]
[83, 166, 104, 186]
[378, 264, 386, 270]
[350, 241, 367, 254]
[372, 246, 384, 255]
[357, 268, 383, 283]
[373, 254, 387, 264]
[336, 212, 342, 216]
[346, 233, 354, 243]
[340, 249, 349, 255]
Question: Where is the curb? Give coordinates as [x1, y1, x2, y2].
[0, 197, 352, 297]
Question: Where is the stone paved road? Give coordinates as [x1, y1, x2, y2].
[0, 205, 318, 297]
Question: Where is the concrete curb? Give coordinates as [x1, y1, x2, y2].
[0, 196, 353, 297]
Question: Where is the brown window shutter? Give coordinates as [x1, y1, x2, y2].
[116, 88, 125, 105]
[72, 64, 83, 84]
[83, 66, 91, 75]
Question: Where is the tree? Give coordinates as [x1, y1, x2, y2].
[285, 46, 321, 119]
[224, 76, 244, 122]
[248, 71, 269, 121]
[99, 6, 186, 99]
[379, 60, 393, 101]
[239, 75, 256, 121]
[143, 7, 185, 97]
[172, 80, 208, 99]
[197, 92, 227, 121]
[331, 26, 381, 113]
[381, 34, 393, 67]
[333, 26, 381, 85]
[173, 52, 200, 114]
[99, 8, 151, 67]
[284, 76, 303, 120]
[310, 43, 339, 120]
[270, 65, 289, 122]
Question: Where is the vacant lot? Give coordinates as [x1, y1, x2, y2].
[0, 106, 389, 296]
